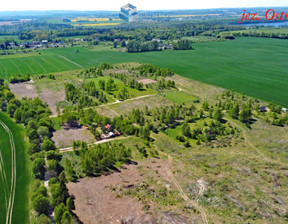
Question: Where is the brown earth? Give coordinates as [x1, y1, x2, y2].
[67, 158, 191, 224]
[51, 127, 95, 148]
[137, 79, 157, 85]
[40, 88, 65, 115]
[9, 81, 38, 99]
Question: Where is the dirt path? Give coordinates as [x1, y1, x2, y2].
[50, 94, 156, 118]
[84, 94, 157, 110]
[0, 120, 16, 224]
[227, 117, 287, 166]
[154, 145, 208, 224]
[59, 136, 132, 153]
[58, 55, 83, 68]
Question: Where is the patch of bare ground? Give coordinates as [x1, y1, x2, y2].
[51, 127, 95, 148]
[39, 88, 65, 115]
[9, 81, 38, 99]
[67, 159, 191, 224]
[168, 74, 224, 102]
[95, 106, 120, 118]
[137, 79, 157, 85]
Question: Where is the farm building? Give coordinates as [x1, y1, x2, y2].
[119, 3, 139, 22]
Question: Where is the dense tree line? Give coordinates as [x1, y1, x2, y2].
[172, 39, 193, 50]
[9, 74, 31, 83]
[0, 81, 75, 223]
[137, 64, 174, 77]
[126, 40, 159, 53]
[78, 142, 132, 176]
[222, 30, 288, 40]
[217, 90, 288, 127]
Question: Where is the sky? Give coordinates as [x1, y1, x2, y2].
[0, 0, 288, 11]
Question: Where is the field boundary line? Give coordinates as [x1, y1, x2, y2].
[58, 55, 83, 68]
[0, 120, 16, 224]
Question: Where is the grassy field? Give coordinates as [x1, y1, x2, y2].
[164, 91, 198, 104]
[0, 112, 30, 224]
[0, 38, 288, 106]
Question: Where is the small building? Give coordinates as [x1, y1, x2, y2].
[282, 108, 288, 113]
[105, 124, 112, 130]
[259, 106, 266, 112]
[152, 38, 162, 43]
[109, 132, 115, 137]
[42, 40, 48, 44]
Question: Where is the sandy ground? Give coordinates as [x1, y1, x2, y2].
[137, 79, 157, 85]
[67, 159, 191, 224]
[67, 164, 153, 224]
[51, 127, 95, 148]
[40, 88, 65, 115]
[9, 81, 38, 99]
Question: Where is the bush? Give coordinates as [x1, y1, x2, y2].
[32, 194, 50, 215]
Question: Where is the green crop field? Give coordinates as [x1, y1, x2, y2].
[0, 112, 30, 224]
[0, 37, 288, 106]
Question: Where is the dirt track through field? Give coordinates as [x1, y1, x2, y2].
[227, 117, 288, 167]
[154, 145, 208, 224]
[0, 120, 17, 224]
[84, 94, 157, 110]
[0, 150, 8, 209]
[58, 55, 83, 68]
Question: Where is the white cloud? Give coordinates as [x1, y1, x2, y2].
[1, 0, 288, 11]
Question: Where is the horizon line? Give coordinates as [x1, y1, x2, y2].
[0, 6, 288, 13]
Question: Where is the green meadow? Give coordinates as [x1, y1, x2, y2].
[0, 37, 288, 106]
[0, 112, 30, 224]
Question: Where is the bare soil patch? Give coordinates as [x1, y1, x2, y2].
[40, 88, 65, 115]
[138, 78, 157, 85]
[67, 164, 152, 224]
[67, 159, 191, 224]
[9, 81, 38, 99]
[52, 127, 95, 148]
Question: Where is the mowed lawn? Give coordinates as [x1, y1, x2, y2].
[0, 38, 288, 106]
[0, 112, 30, 224]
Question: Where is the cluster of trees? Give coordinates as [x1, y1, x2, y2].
[65, 83, 107, 107]
[222, 30, 288, 40]
[78, 63, 112, 78]
[0, 81, 76, 223]
[9, 74, 31, 83]
[75, 142, 132, 176]
[180, 120, 235, 144]
[217, 90, 288, 127]
[172, 39, 193, 50]
[126, 40, 160, 53]
[83, 81, 107, 102]
[128, 78, 144, 90]
[117, 87, 130, 100]
[98, 78, 117, 94]
[153, 79, 175, 90]
[0, 39, 14, 50]
[137, 64, 174, 78]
